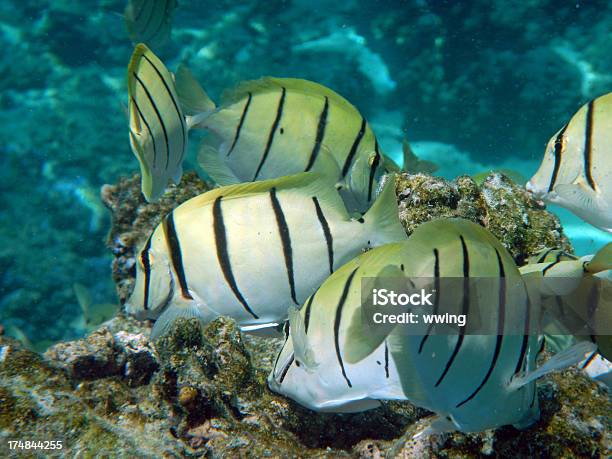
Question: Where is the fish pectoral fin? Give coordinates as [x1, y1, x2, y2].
[508, 341, 597, 390]
[171, 163, 183, 184]
[586, 242, 612, 274]
[388, 332, 428, 404]
[554, 183, 598, 210]
[414, 415, 458, 439]
[198, 142, 241, 186]
[307, 142, 342, 180]
[344, 265, 405, 364]
[150, 296, 208, 341]
[343, 309, 387, 364]
[362, 173, 407, 245]
[175, 64, 216, 117]
[347, 153, 372, 201]
[288, 306, 318, 371]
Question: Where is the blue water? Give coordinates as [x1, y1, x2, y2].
[0, 0, 610, 347]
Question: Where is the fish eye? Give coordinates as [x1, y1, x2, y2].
[295, 360, 301, 367]
[138, 249, 153, 270]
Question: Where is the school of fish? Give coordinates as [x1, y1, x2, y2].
[121, 35, 612, 435]
[268, 219, 608, 432]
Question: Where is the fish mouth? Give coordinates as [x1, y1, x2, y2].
[525, 181, 546, 199]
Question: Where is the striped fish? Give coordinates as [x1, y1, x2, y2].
[527, 247, 577, 265]
[174, 71, 402, 212]
[521, 243, 611, 363]
[125, 172, 406, 339]
[127, 44, 212, 202]
[124, 0, 177, 49]
[269, 219, 595, 432]
[526, 92, 612, 232]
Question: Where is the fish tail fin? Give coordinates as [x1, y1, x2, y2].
[150, 295, 211, 341]
[508, 341, 597, 390]
[175, 64, 216, 126]
[362, 173, 407, 245]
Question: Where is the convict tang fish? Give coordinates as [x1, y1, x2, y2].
[526, 92, 612, 232]
[173, 69, 401, 212]
[126, 172, 406, 339]
[269, 219, 596, 432]
[127, 44, 210, 202]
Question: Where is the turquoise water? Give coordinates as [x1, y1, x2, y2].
[0, 0, 610, 348]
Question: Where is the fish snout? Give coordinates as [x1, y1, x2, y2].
[525, 180, 545, 199]
[124, 301, 148, 321]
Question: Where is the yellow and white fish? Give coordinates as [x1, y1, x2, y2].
[124, 0, 177, 49]
[126, 172, 406, 339]
[520, 243, 611, 362]
[269, 218, 595, 432]
[173, 69, 401, 212]
[127, 44, 206, 202]
[526, 247, 577, 265]
[526, 92, 612, 232]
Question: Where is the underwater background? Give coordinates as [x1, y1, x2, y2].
[1, 0, 611, 350]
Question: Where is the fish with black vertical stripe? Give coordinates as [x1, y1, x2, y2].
[126, 172, 406, 339]
[127, 44, 215, 202]
[269, 218, 596, 432]
[124, 0, 177, 49]
[521, 242, 611, 364]
[172, 72, 402, 212]
[526, 92, 612, 232]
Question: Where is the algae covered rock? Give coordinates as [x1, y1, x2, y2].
[395, 172, 572, 264]
[44, 315, 158, 386]
[2, 313, 610, 457]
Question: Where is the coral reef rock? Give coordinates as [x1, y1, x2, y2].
[395, 172, 572, 264]
[1, 314, 610, 457]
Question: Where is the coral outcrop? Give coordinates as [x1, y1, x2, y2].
[1, 314, 609, 457]
[395, 172, 571, 264]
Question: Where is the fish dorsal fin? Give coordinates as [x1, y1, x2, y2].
[344, 264, 405, 364]
[197, 143, 241, 186]
[585, 243, 612, 274]
[175, 64, 216, 116]
[178, 172, 348, 216]
[222, 77, 357, 113]
[288, 306, 318, 371]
